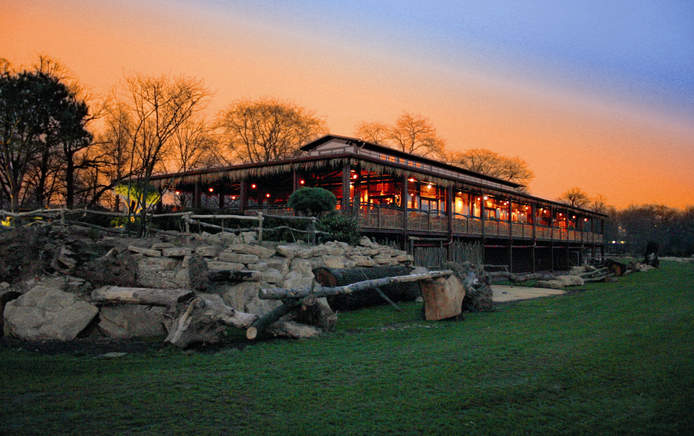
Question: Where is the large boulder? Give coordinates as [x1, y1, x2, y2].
[4, 284, 98, 341]
[97, 305, 167, 339]
[75, 248, 138, 287]
[221, 281, 282, 315]
[443, 261, 493, 312]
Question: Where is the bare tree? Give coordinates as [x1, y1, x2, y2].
[217, 98, 327, 163]
[449, 149, 534, 186]
[559, 187, 590, 208]
[167, 117, 219, 173]
[355, 121, 389, 144]
[355, 112, 446, 158]
[591, 194, 609, 214]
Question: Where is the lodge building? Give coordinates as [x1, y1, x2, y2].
[151, 135, 605, 272]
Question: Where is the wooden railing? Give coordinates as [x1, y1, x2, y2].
[352, 204, 602, 243]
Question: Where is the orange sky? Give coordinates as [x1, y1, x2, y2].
[2, 1, 693, 209]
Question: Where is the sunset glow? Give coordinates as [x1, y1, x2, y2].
[3, 0, 692, 208]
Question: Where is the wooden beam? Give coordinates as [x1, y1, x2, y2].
[341, 161, 351, 213]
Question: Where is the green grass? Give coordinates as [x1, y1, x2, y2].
[2, 262, 694, 435]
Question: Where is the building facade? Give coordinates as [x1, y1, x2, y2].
[151, 135, 605, 272]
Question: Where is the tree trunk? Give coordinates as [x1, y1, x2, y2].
[65, 152, 75, 208]
[91, 286, 194, 306]
[313, 265, 420, 311]
[246, 299, 301, 340]
[260, 270, 453, 300]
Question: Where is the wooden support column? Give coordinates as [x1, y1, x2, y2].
[530, 203, 537, 273]
[549, 206, 554, 272]
[480, 193, 486, 265]
[600, 218, 605, 261]
[341, 162, 350, 214]
[193, 179, 201, 209]
[505, 200, 511, 272]
[218, 192, 224, 209]
[402, 174, 409, 252]
[446, 185, 453, 261]
[239, 178, 248, 213]
[353, 164, 362, 216]
[292, 168, 298, 193]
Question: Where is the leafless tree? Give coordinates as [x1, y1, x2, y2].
[355, 112, 446, 158]
[167, 117, 220, 173]
[217, 98, 327, 163]
[449, 148, 534, 186]
[559, 187, 591, 208]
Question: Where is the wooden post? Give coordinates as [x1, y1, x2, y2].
[240, 178, 248, 213]
[530, 203, 537, 273]
[480, 193, 486, 265]
[446, 185, 453, 261]
[508, 200, 513, 273]
[257, 211, 263, 242]
[218, 192, 224, 209]
[402, 174, 409, 251]
[341, 161, 350, 213]
[292, 168, 298, 193]
[194, 179, 201, 209]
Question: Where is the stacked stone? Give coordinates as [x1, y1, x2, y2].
[2, 234, 413, 342]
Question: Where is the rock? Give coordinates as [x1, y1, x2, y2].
[420, 274, 466, 321]
[359, 236, 377, 248]
[290, 258, 313, 275]
[443, 261, 493, 312]
[137, 257, 180, 288]
[260, 269, 284, 285]
[227, 243, 275, 259]
[556, 275, 584, 287]
[350, 255, 376, 267]
[178, 255, 209, 291]
[97, 305, 167, 339]
[0, 289, 22, 336]
[218, 251, 259, 264]
[128, 245, 161, 257]
[151, 242, 175, 249]
[569, 266, 587, 275]
[276, 244, 300, 259]
[161, 247, 192, 257]
[206, 261, 244, 272]
[221, 282, 281, 315]
[321, 255, 345, 269]
[240, 231, 257, 244]
[195, 245, 220, 257]
[0, 282, 10, 289]
[282, 270, 314, 290]
[264, 257, 290, 274]
[396, 254, 414, 264]
[4, 285, 98, 341]
[75, 248, 138, 287]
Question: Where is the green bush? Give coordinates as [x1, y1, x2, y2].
[318, 211, 360, 244]
[288, 187, 336, 217]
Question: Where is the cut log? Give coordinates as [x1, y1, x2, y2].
[313, 265, 419, 311]
[91, 286, 194, 306]
[605, 259, 628, 276]
[294, 296, 338, 331]
[165, 293, 257, 348]
[260, 270, 452, 300]
[420, 275, 466, 321]
[246, 300, 301, 340]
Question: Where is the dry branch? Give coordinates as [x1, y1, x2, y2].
[91, 286, 193, 306]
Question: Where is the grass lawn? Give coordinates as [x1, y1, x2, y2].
[1, 262, 693, 435]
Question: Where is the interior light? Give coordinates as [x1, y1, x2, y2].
[208, 187, 214, 193]
[174, 190, 181, 195]
[265, 193, 271, 198]
[483, 196, 489, 200]
[251, 183, 257, 189]
[408, 177, 416, 182]
[352, 174, 359, 180]
[299, 179, 305, 185]
[231, 196, 237, 200]
[427, 183, 433, 189]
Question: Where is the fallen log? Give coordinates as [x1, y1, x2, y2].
[246, 299, 301, 340]
[420, 274, 466, 321]
[582, 273, 614, 283]
[91, 286, 194, 306]
[166, 293, 257, 348]
[259, 270, 453, 300]
[314, 265, 419, 311]
[487, 271, 554, 283]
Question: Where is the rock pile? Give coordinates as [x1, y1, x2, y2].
[0, 223, 414, 347]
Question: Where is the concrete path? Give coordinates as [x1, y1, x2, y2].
[492, 285, 565, 303]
